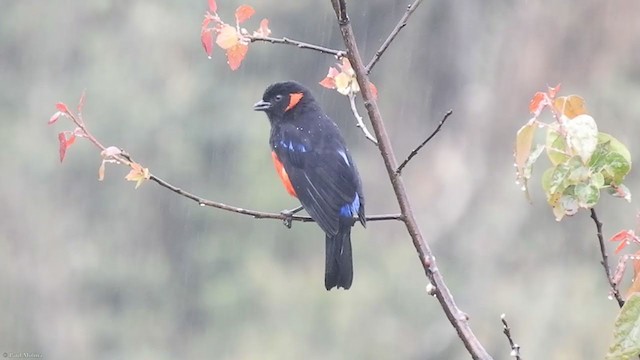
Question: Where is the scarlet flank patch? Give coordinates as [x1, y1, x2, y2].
[285, 92, 304, 112]
[271, 151, 297, 197]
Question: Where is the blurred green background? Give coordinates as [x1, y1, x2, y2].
[2, 0, 640, 359]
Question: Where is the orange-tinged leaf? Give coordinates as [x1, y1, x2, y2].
[529, 91, 546, 116]
[226, 43, 248, 70]
[514, 120, 537, 191]
[98, 161, 106, 181]
[216, 24, 239, 50]
[627, 251, 640, 297]
[611, 230, 635, 243]
[125, 162, 150, 189]
[554, 95, 586, 119]
[319, 76, 336, 89]
[48, 111, 62, 125]
[368, 82, 378, 100]
[58, 132, 68, 162]
[201, 29, 214, 58]
[340, 57, 354, 76]
[56, 102, 70, 114]
[253, 18, 271, 37]
[208, 0, 217, 13]
[327, 66, 339, 78]
[235, 5, 255, 24]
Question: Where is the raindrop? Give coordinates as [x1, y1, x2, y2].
[515, 180, 520, 185]
[607, 294, 614, 300]
[199, 202, 206, 207]
[521, 186, 527, 192]
[207, 56, 212, 60]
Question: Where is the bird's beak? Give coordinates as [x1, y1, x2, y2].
[253, 100, 271, 111]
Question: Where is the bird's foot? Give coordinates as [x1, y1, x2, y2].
[280, 205, 303, 229]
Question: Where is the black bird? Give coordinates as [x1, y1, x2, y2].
[253, 81, 365, 290]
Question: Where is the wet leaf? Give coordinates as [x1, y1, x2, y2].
[546, 128, 570, 166]
[201, 29, 214, 58]
[125, 162, 150, 189]
[235, 5, 255, 24]
[515, 120, 536, 181]
[253, 18, 271, 37]
[98, 161, 106, 181]
[529, 91, 546, 116]
[610, 184, 632, 202]
[48, 111, 62, 125]
[369, 82, 378, 100]
[599, 132, 632, 166]
[547, 83, 561, 98]
[627, 252, 640, 298]
[574, 183, 599, 208]
[226, 43, 248, 70]
[554, 95, 586, 119]
[606, 293, 640, 359]
[565, 114, 598, 163]
[56, 102, 70, 114]
[603, 152, 631, 185]
[216, 24, 239, 50]
[57, 132, 75, 163]
[610, 230, 637, 254]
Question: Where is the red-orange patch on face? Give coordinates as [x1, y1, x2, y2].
[272, 151, 297, 197]
[285, 92, 304, 112]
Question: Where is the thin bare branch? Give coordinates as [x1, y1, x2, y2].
[500, 314, 522, 360]
[395, 109, 452, 175]
[330, 0, 492, 358]
[347, 92, 378, 145]
[366, 0, 424, 74]
[248, 35, 345, 58]
[590, 208, 625, 307]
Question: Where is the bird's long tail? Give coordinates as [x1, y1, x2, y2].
[325, 225, 353, 290]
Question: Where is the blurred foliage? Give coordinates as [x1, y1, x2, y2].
[2, 0, 640, 359]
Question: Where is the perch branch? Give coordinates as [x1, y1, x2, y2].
[395, 109, 452, 175]
[56, 106, 402, 226]
[366, 0, 424, 74]
[329, 0, 492, 358]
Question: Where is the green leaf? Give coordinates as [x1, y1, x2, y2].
[590, 172, 605, 188]
[599, 132, 632, 166]
[589, 140, 612, 173]
[606, 293, 640, 360]
[549, 163, 571, 194]
[604, 152, 631, 185]
[546, 128, 570, 166]
[574, 183, 600, 208]
[542, 167, 554, 193]
[515, 120, 537, 179]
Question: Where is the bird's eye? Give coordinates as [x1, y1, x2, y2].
[274, 95, 283, 102]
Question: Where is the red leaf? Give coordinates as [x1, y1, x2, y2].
[58, 132, 68, 162]
[56, 102, 70, 114]
[226, 43, 248, 70]
[319, 77, 336, 89]
[253, 18, 271, 37]
[529, 91, 546, 116]
[611, 230, 634, 243]
[369, 82, 378, 100]
[66, 133, 76, 146]
[208, 0, 217, 13]
[235, 5, 255, 24]
[201, 16, 212, 31]
[48, 111, 62, 125]
[201, 29, 214, 58]
[77, 90, 86, 113]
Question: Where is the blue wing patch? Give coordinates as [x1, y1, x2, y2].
[339, 193, 360, 218]
[279, 140, 307, 153]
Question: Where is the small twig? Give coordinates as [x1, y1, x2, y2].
[365, 0, 424, 74]
[500, 314, 522, 360]
[58, 105, 402, 226]
[348, 92, 378, 145]
[590, 208, 625, 307]
[395, 110, 452, 175]
[248, 35, 345, 58]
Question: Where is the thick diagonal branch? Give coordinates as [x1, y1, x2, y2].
[329, 1, 492, 358]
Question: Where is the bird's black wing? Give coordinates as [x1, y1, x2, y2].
[273, 124, 361, 236]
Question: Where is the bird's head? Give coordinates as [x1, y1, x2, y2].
[253, 81, 314, 120]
